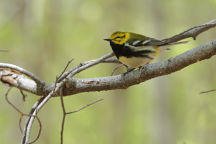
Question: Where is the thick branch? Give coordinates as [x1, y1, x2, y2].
[1, 40, 216, 97]
[58, 40, 216, 95]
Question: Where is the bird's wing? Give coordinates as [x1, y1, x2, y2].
[125, 36, 163, 54]
[125, 32, 187, 52]
[126, 32, 163, 48]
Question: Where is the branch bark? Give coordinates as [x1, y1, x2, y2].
[1, 40, 216, 96]
[0, 19, 216, 144]
[1, 19, 216, 97]
[56, 40, 216, 95]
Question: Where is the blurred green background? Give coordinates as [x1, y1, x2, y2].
[0, 0, 216, 144]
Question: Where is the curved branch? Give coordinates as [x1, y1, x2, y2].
[0, 69, 39, 94]
[0, 63, 46, 86]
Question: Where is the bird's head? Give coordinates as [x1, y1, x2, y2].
[104, 31, 130, 45]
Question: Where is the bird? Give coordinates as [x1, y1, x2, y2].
[104, 31, 187, 68]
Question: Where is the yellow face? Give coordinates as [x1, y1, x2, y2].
[109, 31, 130, 45]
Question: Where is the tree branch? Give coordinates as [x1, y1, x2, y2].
[0, 19, 216, 144]
[0, 63, 45, 85]
[2, 40, 215, 97]
[21, 52, 113, 143]
[0, 19, 215, 97]
[162, 19, 216, 42]
[60, 40, 216, 95]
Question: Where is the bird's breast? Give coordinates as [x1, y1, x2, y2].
[119, 56, 154, 68]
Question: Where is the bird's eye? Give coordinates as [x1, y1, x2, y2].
[114, 36, 121, 39]
[114, 35, 125, 40]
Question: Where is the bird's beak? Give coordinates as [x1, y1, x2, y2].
[104, 38, 111, 42]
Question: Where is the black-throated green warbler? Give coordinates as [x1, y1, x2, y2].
[105, 31, 187, 68]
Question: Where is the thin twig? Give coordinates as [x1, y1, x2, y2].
[21, 59, 75, 143]
[56, 59, 74, 82]
[200, 89, 216, 94]
[58, 56, 110, 144]
[55, 59, 73, 89]
[22, 53, 112, 143]
[111, 64, 124, 76]
[5, 88, 21, 113]
[22, 94, 51, 144]
[20, 90, 27, 101]
[60, 98, 104, 144]
[57, 52, 114, 82]
[60, 92, 66, 144]
[58, 62, 69, 144]
[60, 114, 66, 144]
[162, 19, 216, 43]
[66, 98, 104, 114]
[5, 88, 42, 144]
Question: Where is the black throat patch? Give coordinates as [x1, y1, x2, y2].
[110, 42, 155, 59]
